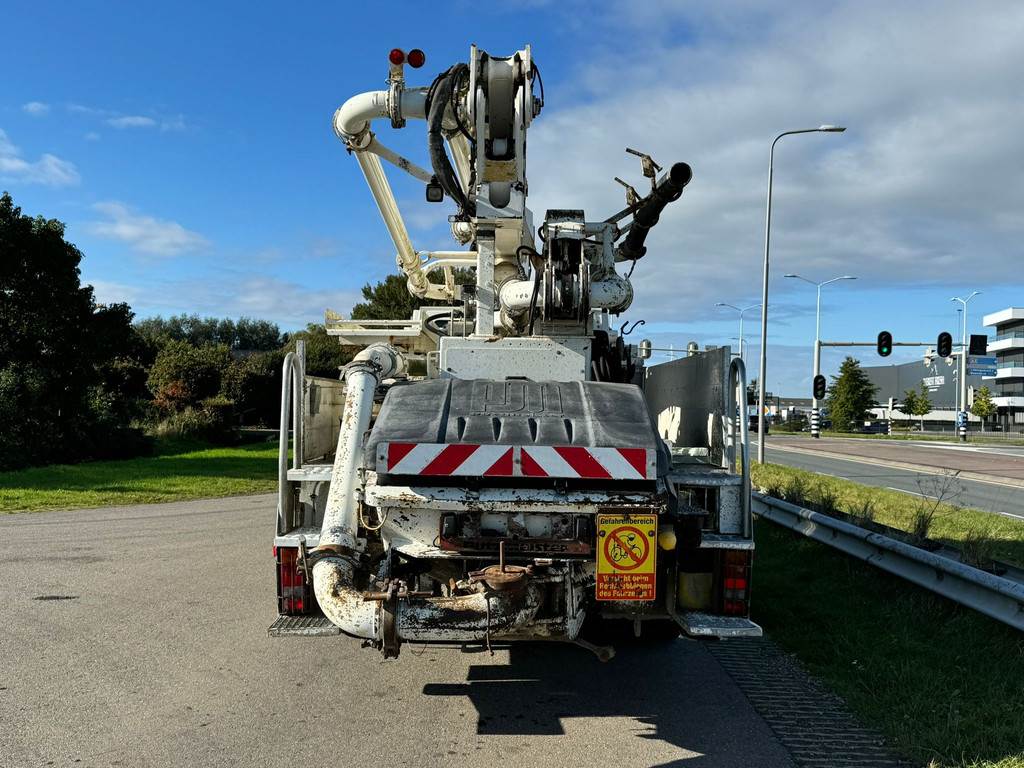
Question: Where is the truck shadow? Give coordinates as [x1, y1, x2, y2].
[422, 638, 789, 768]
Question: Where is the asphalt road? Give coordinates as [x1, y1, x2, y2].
[0, 495, 796, 768]
[765, 441, 1024, 520]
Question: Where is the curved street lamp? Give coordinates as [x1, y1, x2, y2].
[715, 302, 762, 362]
[756, 125, 847, 463]
[784, 274, 856, 437]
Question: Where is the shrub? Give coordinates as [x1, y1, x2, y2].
[221, 350, 283, 426]
[783, 475, 809, 506]
[147, 340, 231, 413]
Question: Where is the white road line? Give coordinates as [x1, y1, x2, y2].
[885, 486, 937, 500]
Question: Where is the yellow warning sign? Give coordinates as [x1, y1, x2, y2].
[596, 513, 657, 601]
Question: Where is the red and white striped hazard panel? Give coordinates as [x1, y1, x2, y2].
[378, 443, 655, 480]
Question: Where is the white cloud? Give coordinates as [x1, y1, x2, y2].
[88, 273, 361, 328]
[107, 115, 157, 129]
[87, 201, 208, 256]
[525, 0, 1024, 323]
[21, 101, 50, 116]
[0, 128, 80, 186]
[70, 105, 188, 132]
[84, 132, 101, 141]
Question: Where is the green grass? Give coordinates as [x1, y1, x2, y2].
[754, 522, 1024, 768]
[751, 462, 1024, 568]
[0, 437, 279, 512]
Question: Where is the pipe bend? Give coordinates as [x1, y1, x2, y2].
[333, 88, 430, 144]
[312, 558, 543, 643]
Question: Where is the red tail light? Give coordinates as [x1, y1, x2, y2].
[721, 549, 752, 616]
[389, 48, 406, 66]
[276, 546, 310, 615]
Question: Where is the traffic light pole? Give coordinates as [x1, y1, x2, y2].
[811, 339, 822, 438]
[815, 342, 966, 438]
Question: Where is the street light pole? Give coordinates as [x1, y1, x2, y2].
[715, 302, 761, 363]
[756, 125, 846, 463]
[784, 274, 856, 438]
[951, 291, 980, 442]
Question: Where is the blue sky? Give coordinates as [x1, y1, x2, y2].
[3, 1, 1022, 396]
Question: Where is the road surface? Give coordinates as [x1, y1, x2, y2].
[766, 437, 1024, 520]
[0, 495, 802, 768]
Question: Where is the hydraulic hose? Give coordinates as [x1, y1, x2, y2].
[617, 162, 692, 262]
[427, 65, 471, 215]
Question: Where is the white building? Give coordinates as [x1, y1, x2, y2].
[982, 307, 1024, 429]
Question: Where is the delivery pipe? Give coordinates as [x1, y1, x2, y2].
[312, 558, 543, 648]
[317, 343, 406, 553]
[332, 88, 428, 145]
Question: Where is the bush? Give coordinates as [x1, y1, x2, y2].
[148, 340, 231, 412]
[152, 396, 237, 443]
[221, 350, 283, 426]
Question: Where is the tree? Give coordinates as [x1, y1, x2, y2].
[903, 383, 931, 431]
[971, 386, 997, 431]
[221, 350, 284, 426]
[147, 340, 232, 412]
[136, 314, 282, 351]
[825, 357, 878, 432]
[0, 192, 150, 468]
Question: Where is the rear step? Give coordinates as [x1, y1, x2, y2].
[675, 611, 762, 638]
[268, 614, 341, 637]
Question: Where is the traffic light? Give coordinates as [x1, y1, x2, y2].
[877, 330, 893, 357]
[937, 331, 953, 358]
[812, 374, 826, 399]
[969, 334, 988, 356]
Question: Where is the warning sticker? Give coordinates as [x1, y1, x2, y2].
[595, 513, 657, 601]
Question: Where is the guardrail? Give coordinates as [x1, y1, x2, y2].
[752, 493, 1024, 632]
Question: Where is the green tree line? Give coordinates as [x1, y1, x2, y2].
[0, 192, 428, 470]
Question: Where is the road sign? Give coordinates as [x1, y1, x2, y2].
[967, 355, 996, 376]
[596, 513, 657, 601]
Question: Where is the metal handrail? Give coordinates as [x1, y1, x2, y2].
[753, 493, 1024, 631]
[728, 357, 752, 537]
[277, 343, 305, 535]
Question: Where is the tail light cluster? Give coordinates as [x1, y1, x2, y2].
[275, 546, 311, 615]
[721, 549, 752, 616]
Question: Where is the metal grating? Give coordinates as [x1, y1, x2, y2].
[267, 614, 341, 637]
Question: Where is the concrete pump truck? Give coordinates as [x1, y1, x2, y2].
[268, 45, 761, 659]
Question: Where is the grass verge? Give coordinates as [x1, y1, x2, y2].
[753, 522, 1024, 768]
[0, 437, 278, 513]
[751, 462, 1024, 568]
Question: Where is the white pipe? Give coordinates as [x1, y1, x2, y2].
[313, 557, 543, 643]
[333, 88, 428, 144]
[318, 343, 406, 552]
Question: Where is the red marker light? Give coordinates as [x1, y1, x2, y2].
[388, 48, 406, 66]
[407, 48, 426, 68]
